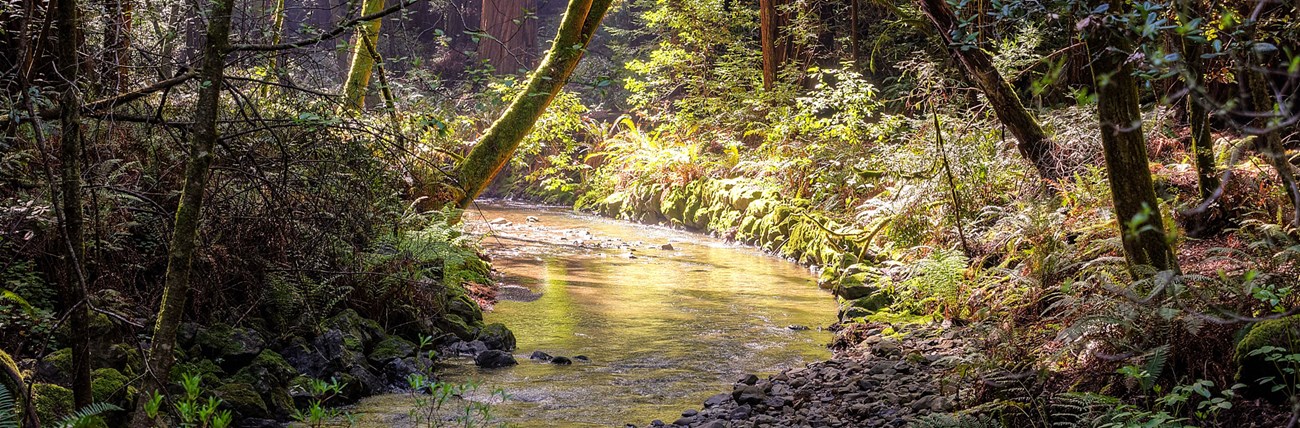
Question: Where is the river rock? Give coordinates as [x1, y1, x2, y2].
[446, 340, 488, 356]
[660, 243, 675, 250]
[529, 351, 553, 361]
[475, 350, 517, 368]
[477, 323, 516, 351]
[488, 217, 509, 225]
[550, 356, 573, 365]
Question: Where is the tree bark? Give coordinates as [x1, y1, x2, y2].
[99, 0, 131, 95]
[758, 0, 788, 90]
[1087, 5, 1179, 274]
[53, 0, 92, 410]
[129, 0, 234, 425]
[341, 0, 386, 112]
[913, 0, 1063, 181]
[454, 0, 613, 207]
[1246, 68, 1300, 226]
[1173, 0, 1217, 200]
[480, 0, 539, 74]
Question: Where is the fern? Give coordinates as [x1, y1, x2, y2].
[52, 402, 122, 428]
[0, 384, 18, 428]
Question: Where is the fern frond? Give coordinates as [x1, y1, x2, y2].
[53, 402, 122, 428]
[0, 384, 19, 428]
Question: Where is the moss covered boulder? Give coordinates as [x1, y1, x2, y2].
[215, 382, 269, 418]
[32, 383, 73, 424]
[476, 323, 516, 351]
[368, 336, 417, 363]
[91, 368, 131, 405]
[1235, 315, 1300, 398]
[233, 350, 296, 395]
[192, 322, 266, 369]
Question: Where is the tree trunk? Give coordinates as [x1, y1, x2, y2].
[758, 0, 786, 90]
[913, 0, 1063, 181]
[849, 0, 860, 64]
[480, 0, 539, 74]
[1087, 7, 1179, 274]
[1174, 0, 1217, 200]
[53, 0, 92, 410]
[454, 0, 613, 207]
[129, 0, 233, 425]
[1246, 68, 1300, 226]
[341, 0, 386, 112]
[99, 0, 131, 95]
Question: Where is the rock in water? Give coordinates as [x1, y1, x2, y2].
[526, 216, 540, 223]
[487, 217, 509, 225]
[550, 356, 573, 365]
[660, 243, 675, 250]
[529, 351, 553, 361]
[475, 350, 517, 368]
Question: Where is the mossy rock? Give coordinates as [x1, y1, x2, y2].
[438, 314, 478, 341]
[90, 368, 130, 405]
[106, 343, 143, 377]
[368, 336, 417, 363]
[477, 322, 516, 351]
[215, 382, 268, 418]
[1235, 315, 1300, 398]
[233, 350, 296, 395]
[324, 309, 387, 349]
[192, 323, 265, 368]
[37, 348, 73, 384]
[446, 287, 485, 323]
[843, 293, 893, 314]
[32, 383, 73, 424]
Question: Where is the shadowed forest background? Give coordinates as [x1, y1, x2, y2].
[0, 0, 1298, 426]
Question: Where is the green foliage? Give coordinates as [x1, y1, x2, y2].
[894, 249, 969, 318]
[290, 377, 354, 427]
[145, 373, 232, 428]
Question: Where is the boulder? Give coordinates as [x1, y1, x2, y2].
[90, 368, 130, 405]
[215, 382, 269, 419]
[192, 323, 266, 369]
[476, 323, 516, 351]
[368, 336, 417, 363]
[475, 350, 517, 368]
[1235, 314, 1300, 397]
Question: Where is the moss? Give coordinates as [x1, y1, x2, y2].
[44, 348, 73, 376]
[107, 343, 143, 376]
[91, 368, 130, 404]
[1235, 315, 1300, 397]
[0, 349, 21, 401]
[233, 350, 297, 395]
[32, 383, 73, 423]
[368, 336, 416, 363]
[214, 382, 268, 417]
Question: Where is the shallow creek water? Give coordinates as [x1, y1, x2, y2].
[351, 202, 837, 426]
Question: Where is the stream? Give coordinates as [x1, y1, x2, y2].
[351, 202, 837, 426]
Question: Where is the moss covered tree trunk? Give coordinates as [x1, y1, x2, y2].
[340, 0, 386, 112]
[1087, 5, 1179, 274]
[53, 0, 92, 410]
[914, 0, 1062, 181]
[453, 0, 613, 208]
[129, 0, 233, 425]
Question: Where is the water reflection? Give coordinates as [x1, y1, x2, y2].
[352, 202, 836, 426]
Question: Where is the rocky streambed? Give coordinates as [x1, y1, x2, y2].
[641, 323, 971, 428]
